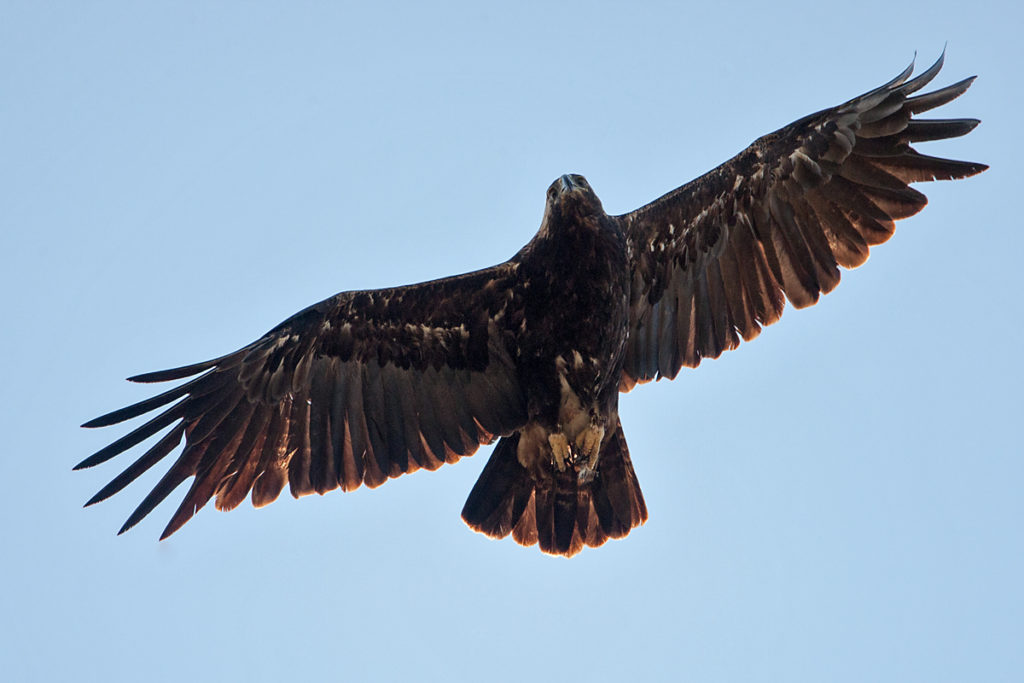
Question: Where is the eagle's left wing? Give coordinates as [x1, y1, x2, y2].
[77, 263, 528, 539]
[619, 52, 987, 391]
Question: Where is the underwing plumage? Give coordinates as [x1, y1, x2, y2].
[80, 52, 986, 556]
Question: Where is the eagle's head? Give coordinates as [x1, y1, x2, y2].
[542, 174, 606, 228]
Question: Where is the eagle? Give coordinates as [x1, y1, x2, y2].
[79, 53, 986, 557]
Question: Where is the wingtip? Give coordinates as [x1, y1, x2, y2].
[127, 371, 166, 383]
[889, 55, 917, 89]
[953, 159, 990, 178]
[127, 356, 223, 383]
[921, 44, 946, 74]
[117, 518, 139, 536]
[73, 451, 107, 470]
[936, 159, 989, 180]
[899, 48, 948, 96]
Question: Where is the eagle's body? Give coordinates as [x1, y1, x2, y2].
[513, 175, 629, 472]
[79, 54, 986, 556]
[468, 175, 640, 553]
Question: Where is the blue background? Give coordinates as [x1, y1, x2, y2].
[3, 2, 1020, 681]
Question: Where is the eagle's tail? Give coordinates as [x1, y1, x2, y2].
[461, 417, 647, 557]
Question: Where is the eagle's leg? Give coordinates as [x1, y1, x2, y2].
[548, 432, 570, 472]
[575, 420, 605, 484]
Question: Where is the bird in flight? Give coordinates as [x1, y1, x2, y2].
[79, 52, 986, 557]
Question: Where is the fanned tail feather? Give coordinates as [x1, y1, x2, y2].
[461, 418, 647, 557]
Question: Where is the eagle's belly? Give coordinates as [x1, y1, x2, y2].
[516, 343, 623, 484]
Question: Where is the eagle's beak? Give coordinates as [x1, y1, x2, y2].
[559, 174, 576, 194]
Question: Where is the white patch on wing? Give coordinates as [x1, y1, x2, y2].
[833, 126, 855, 154]
[790, 149, 814, 166]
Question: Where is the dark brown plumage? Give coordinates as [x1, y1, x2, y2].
[79, 52, 985, 556]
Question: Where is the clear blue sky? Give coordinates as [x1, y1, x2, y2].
[3, 2, 1020, 681]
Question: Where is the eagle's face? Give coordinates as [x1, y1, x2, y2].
[543, 174, 606, 227]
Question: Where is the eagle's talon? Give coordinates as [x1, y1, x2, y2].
[577, 423, 604, 461]
[548, 433, 570, 472]
[558, 422, 602, 484]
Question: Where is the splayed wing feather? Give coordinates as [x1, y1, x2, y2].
[84, 424, 186, 507]
[620, 51, 986, 387]
[82, 264, 528, 537]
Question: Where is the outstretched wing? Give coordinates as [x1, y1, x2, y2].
[77, 264, 528, 539]
[619, 52, 987, 390]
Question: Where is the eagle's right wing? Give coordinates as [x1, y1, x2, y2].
[619, 51, 987, 391]
[77, 263, 528, 539]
